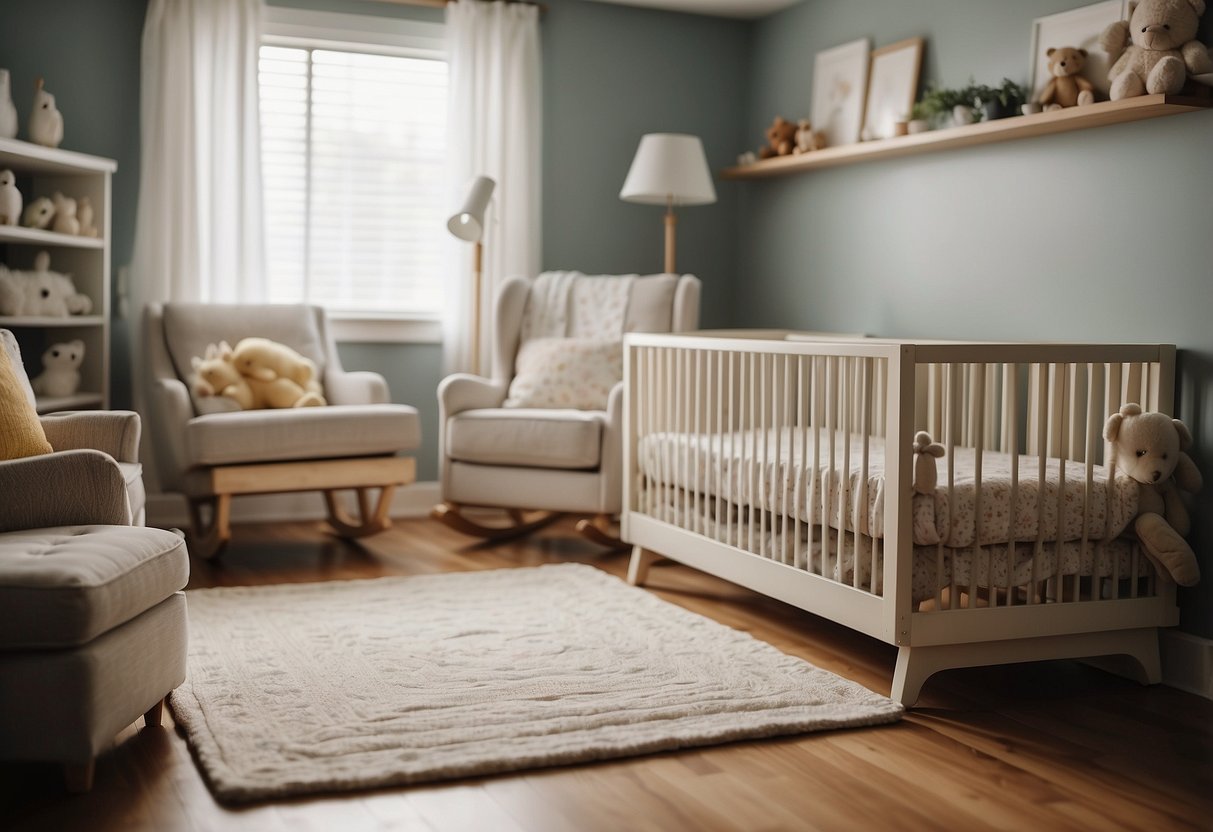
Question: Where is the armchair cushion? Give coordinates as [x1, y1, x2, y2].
[184, 403, 421, 467]
[447, 408, 604, 470]
[0, 335, 52, 460]
[0, 525, 188, 649]
[505, 338, 622, 410]
[0, 450, 129, 533]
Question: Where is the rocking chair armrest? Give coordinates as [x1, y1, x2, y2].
[438, 373, 507, 418]
[325, 370, 390, 405]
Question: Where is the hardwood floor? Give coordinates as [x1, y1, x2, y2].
[2, 516, 1210, 831]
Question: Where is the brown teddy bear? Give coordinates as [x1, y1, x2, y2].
[1101, 0, 1213, 99]
[759, 116, 797, 159]
[1038, 47, 1096, 109]
[1103, 403, 1203, 586]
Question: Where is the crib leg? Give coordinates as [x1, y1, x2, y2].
[1081, 628, 1162, 685]
[627, 546, 662, 586]
[891, 647, 935, 708]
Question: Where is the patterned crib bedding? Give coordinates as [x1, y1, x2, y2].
[636, 429, 1139, 548]
[646, 490, 1150, 604]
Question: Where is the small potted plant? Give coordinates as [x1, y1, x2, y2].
[970, 78, 1028, 121]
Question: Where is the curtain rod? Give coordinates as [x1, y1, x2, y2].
[371, 0, 548, 12]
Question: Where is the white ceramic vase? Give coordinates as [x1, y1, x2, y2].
[0, 69, 18, 140]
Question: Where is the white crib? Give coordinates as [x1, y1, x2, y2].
[621, 331, 1179, 706]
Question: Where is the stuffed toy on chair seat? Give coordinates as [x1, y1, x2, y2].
[191, 338, 326, 410]
[1104, 403, 1203, 585]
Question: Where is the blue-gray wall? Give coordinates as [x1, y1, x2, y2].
[741, 0, 1213, 636]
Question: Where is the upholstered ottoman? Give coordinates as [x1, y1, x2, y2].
[0, 525, 190, 791]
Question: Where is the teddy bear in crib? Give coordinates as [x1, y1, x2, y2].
[0, 251, 92, 317]
[912, 431, 945, 495]
[31, 340, 84, 398]
[1038, 47, 1096, 110]
[1100, 0, 1213, 99]
[1103, 403, 1203, 585]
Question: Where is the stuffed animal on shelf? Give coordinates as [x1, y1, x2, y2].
[759, 116, 798, 159]
[28, 77, 63, 148]
[77, 196, 98, 238]
[0, 169, 21, 226]
[231, 336, 324, 398]
[1104, 403, 1203, 586]
[1101, 0, 1213, 99]
[912, 431, 946, 495]
[0, 69, 17, 140]
[21, 196, 53, 229]
[191, 341, 254, 410]
[51, 192, 79, 236]
[0, 251, 92, 317]
[1038, 47, 1096, 109]
[793, 119, 827, 154]
[31, 340, 84, 398]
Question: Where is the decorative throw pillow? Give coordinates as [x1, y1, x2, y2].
[0, 344, 53, 460]
[504, 338, 622, 410]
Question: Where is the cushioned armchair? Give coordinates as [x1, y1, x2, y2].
[435, 273, 699, 544]
[0, 330, 144, 529]
[143, 303, 421, 557]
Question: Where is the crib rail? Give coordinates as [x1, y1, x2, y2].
[623, 333, 1177, 646]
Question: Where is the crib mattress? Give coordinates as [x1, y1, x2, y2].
[648, 492, 1149, 605]
[637, 429, 1139, 547]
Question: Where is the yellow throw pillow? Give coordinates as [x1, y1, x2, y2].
[0, 345, 53, 460]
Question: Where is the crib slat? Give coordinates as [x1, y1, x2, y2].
[972, 363, 985, 608]
[795, 355, 806, 570]
[947, 362, 961, 610]
[862, 357, 875, 594]
[782, 354, 794, 564]
[827, 356, 838, 582]
[727, 351, 736, 547]
[759, 353, 769, 559]
[1082, 362, 1099, 603]
[1054, 363, 1069, 598]
[1030, 364, 1049, 604]
[841, 357, 856, 588]
[771, 354, 782, 562]
[1005, 363, 1019, 607]
[714, 350, 724, 543]
[747, 352, 757, 555]
[692, 349, 701, 536]
[809, 357, 822, 577]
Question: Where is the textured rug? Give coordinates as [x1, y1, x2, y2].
[170, 564, 902, 803]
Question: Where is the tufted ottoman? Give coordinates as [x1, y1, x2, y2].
[0, 525, 190, 791]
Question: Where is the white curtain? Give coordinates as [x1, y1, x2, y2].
[131, 0, 265, 308]
[444, 0, 542, 375]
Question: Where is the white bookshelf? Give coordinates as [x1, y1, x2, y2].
[0, 137, 115, 413]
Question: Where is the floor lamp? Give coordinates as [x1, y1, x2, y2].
[620, 134, 716, 274]
[447, 176, 496, 375]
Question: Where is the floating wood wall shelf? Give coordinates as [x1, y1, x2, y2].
[721, 94, 1211, 180]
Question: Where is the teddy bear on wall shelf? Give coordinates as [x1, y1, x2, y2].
[1101, 0, 1213, 99]
[1104, 403, 1203, 586]
[1038, 47, 1096, 110]
[758, 116, 798, 159]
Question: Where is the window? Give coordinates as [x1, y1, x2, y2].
[259, 11, 447, 321]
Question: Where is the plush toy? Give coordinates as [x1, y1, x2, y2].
[231, 337, 323, 395]
[191, 341, 254, 410]
[0, 251, 92, 317]
[51, 192, 79, 236]
[793, 119, 827, 154]
[1038, 47, 1096, 109]
[1104, 403, 1203, 586]
[912, 431, 946, 495]
[0, 69, 17, 140]
[21, 196, 53, 229]
[1101, 0, 1213, 99]
[0, 169, 20, 226]
[245, 375, 325, 409]
[759, 116, 798, 159]
[77, 196, 98, 238]
[31, 340, 83, 398]
[28, 77, 63, 148]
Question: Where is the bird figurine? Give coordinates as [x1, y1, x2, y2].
[28, 77, 63, 148]
[0, 169, 21, 226]
[0, 69, 17, 139]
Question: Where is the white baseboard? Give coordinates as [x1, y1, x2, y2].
[1160, 630, 1213, 699]
[146, 481, 441, 528]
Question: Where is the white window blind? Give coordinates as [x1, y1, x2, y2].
[259, 37, 447, 318]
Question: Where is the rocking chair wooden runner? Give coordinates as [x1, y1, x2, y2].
[144, 303, 421, 558]
[434, 272, 700, 547]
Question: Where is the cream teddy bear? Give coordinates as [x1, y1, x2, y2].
[1101, 0, 1213, 99]
[191, 341, 254, 410]
[232, 337, 325, 402]
[1104, 403, 1203, 586]
[51, 192, 79, 236]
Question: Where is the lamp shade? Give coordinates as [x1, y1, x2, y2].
[619, 133, 716, 207]
[447, 175, 496, 242]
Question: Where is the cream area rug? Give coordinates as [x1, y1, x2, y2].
[170, 564, 902, 803]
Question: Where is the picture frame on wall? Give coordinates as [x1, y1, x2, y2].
[861, 37, 924, 141]
[1028, 1, 1127, 104]
[811, 37, 871, 148]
